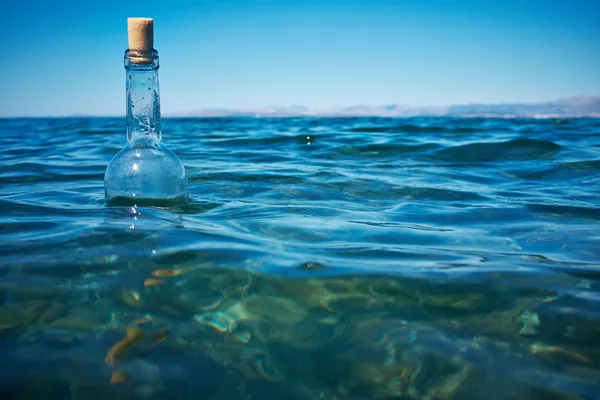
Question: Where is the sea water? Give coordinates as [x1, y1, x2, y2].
[0, 117, 599, 399]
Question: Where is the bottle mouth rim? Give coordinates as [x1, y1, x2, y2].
[125, 49, 159, 68]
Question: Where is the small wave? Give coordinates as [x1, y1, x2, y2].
[527, 203, 600, 221]
[432, 138, 563, 162]
[560, 159, 600, 170]
[0, 172, 104, 185]
[77, 128, 121, 135]
[190, 172, 305, 185]
[210, 134, 326, 147]
[388, 186, 487, 201]
[336, 143, 439, 157]
[348, 124, 451, 133]
[348, 220, 454, 232]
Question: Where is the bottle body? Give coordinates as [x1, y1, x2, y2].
[104, 49, 188, 204]
[104, 143, 188, 202]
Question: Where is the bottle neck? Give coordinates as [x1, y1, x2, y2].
[125, 49, 162, 148]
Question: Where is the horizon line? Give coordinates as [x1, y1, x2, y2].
[1, 95, 599, 119]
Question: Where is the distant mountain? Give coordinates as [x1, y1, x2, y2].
[169, 96, 600, 118]
[446, 96, 600, 118]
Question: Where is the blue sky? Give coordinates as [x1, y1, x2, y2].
[1, 0, 599, 116]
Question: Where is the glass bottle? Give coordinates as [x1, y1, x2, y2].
[104, 20, 187, 204]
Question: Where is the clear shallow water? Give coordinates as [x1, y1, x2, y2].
[1, 116, 600, 399]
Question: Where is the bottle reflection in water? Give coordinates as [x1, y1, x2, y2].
[104, 18, 188, 204]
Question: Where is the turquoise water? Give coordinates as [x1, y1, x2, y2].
[1, 117, 599, 399]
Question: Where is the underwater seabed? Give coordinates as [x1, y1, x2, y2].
[1, 256, 599, 399]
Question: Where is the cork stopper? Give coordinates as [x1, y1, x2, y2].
[128, 18, 154, 51]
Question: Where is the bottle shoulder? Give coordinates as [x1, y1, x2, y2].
[106, 143, 186, 176]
